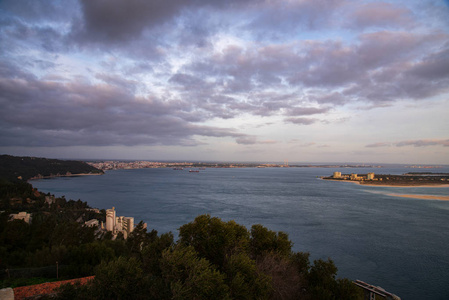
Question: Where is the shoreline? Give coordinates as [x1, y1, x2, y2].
[28, 172, 103, 181]
[387, 194, 449, 201]
[323, 178, 449, 201]
[359, 183, 449, 188]
[322, 178, 449, 188]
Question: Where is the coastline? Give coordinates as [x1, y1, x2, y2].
[387, 194, 449, 201]
[28, 172, 103, 181]
[359, 183, 449, 188]
[323, 178, 449, 201]
[322, 178, 449, 188]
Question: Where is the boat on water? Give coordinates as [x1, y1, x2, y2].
[189, 169, 200, 173]
[173, 167, 184, 170]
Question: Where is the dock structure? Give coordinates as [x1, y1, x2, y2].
[353, 280, 401, 300]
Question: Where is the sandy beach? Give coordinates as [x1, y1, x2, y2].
[387, 194, 449, 201]
[323, 178, 449, 188]
[359, 183, 449, 188]
[323, 178, 449, 200]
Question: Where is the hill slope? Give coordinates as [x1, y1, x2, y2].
[0, 155, 103, 181]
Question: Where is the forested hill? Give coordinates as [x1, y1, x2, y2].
[0, 155, 103, 181]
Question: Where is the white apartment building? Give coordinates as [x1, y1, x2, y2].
[105, 207, 135, 239]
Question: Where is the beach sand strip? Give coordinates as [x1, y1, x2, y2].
[387, 194, 449, 201]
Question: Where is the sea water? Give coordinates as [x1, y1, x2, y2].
[32, 166, 449, 300]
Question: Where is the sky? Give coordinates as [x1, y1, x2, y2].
[0, 0, 448, 164]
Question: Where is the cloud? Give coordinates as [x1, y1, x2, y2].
[235, 136, 257, 145]
[289, 141, 316, 147]
[235, 137, 277, 145]
[285, 107, 330, 116]
[284, 117, 317, 125]
[247, 0, 346, 38]
[366, 140, 449, 148]
[396, 139, 449, 147]
[366, 142, 392, 148]
[72, 0, 263, 44]
[346, 2, 413, 29]
[0, 67, 252, 147]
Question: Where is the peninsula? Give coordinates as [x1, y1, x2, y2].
[322, 172, 449, 187]
[0, 155, 103, 181]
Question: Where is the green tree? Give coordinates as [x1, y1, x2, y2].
[256, 253, 306, 300]
[142, 232, 174, 276]
[225, 252, 272, 299]
[0, 219, 30, 251]
[178, 214, 249, 269]
[161, 245, 230, 299]
[250, 224, 293, 258]
[92, 256, 147, 299]
[126, 221, 157, 259]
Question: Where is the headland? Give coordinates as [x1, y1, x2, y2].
[322, 171, 449, 187]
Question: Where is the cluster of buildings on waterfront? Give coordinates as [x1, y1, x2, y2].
[331, 172, 378, 181]
[87, 161, 186, 170]
[8, 206, 138, 240]
[88, 160, 388, 172]
[84, 207, 143, 239]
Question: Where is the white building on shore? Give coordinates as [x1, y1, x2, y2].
[333, 172, 342, 178]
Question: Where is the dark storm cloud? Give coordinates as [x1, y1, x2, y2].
[73, 0, 263, 44]
[0, 68, 251, 147]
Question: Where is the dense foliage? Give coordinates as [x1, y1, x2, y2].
[1, 179, 360, 299]
[0, 155, 103, 181]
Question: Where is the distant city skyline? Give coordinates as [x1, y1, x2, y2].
[0, 0, 448, 164]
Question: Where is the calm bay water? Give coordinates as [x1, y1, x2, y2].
[32, 167, 449, 299]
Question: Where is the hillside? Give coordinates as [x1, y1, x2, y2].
[0, 155, 103, 181]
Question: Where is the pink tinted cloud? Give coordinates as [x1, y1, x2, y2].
[348, 2, 413, 29]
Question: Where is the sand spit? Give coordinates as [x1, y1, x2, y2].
[359, 183, 449, 188]
[387, 194, 449, 201]
[323, 178, 449, 188]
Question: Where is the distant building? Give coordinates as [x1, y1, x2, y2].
[84, 219, 99, 227]
[367, 173, 375, 180]
[333, 172, 342, 178]
[106, 207, 116, 232]
[105, 207, 135, 239]
[10, 212, 32, 224]
[350, 173, 359, 180]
